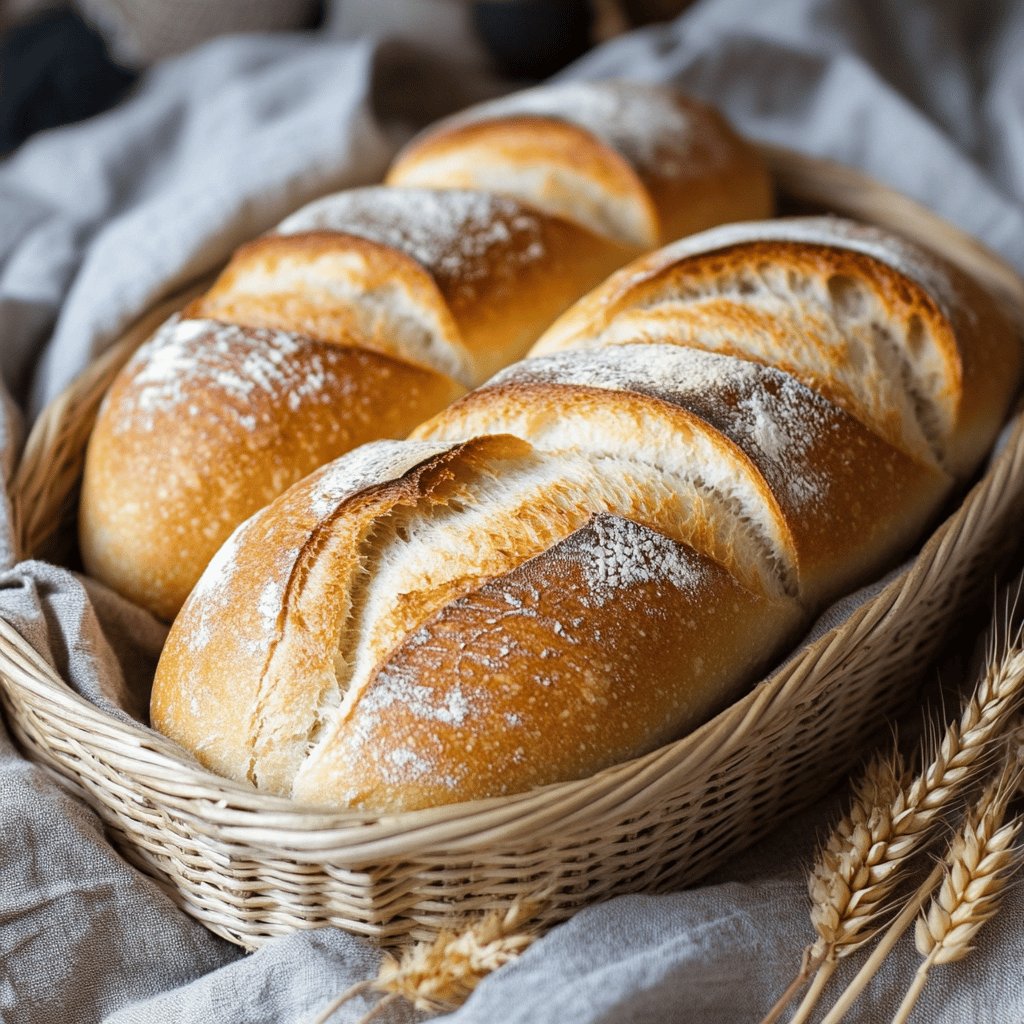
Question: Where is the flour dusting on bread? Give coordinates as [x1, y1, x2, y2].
[276, 187, 548, 284]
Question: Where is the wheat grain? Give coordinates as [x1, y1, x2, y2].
[375, 900, 540, 1013]
[915, 782, 1021, 965]
[807, 749, 910, 958]
[889, 766, 1022, 1024]
[313, 899, 541, 1023]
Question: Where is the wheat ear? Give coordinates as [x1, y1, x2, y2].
[818, 758, 1021, 1024]
[313, 899, 542, 1023]
[781, 587, 1024, 1024]
[759, 750, 909, 1024]
[890, 767, 1022, 1024]
[782, 749, 910, 1024]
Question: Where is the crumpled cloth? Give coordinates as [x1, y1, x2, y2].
[2, 1, 1024, 1022]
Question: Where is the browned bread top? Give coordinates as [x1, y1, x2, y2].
[190, 186, 633, 386]
[152, 434, 803, 807]
[387, 80, 773, 248]
[533, 217, 1022, 480]
[416, 344, 953, 609]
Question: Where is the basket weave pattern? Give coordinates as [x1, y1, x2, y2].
[2, 149, 1023, 950]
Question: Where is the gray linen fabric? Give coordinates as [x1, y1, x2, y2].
[2, 1, 1024, 1021]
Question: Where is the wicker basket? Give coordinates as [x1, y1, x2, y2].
[2, 147, 1024, 951]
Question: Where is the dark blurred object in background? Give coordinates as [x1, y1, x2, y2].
[471, 0, 593, 79]
[469, 0, 695, 79]
[0, 9, 136, 156]
[620, 0, 694, 25]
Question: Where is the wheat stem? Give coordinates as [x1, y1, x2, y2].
[789, 958, 837, 1024]
[757, 948, 822, 1024]
[817, 861, 943, 1024]
[356, 992, 400, 1024]
[889, 962, 931, 1024]
[313, 979, 374, 1024]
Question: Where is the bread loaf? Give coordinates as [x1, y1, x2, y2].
[80, 81, 769, 621]
[387, 79, 772, 248]
[152, 216, 1021, 811]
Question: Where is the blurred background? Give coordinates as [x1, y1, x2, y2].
[0, 0, 694, 155]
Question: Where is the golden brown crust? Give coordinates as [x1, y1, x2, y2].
[253, 187, 636, 384]
[388, 116, 661, 246]
[187, 232, 469, 379]
[533, 218, 1022, 480]
[151, 435, 530, 787]
[81, 321, 463, 621]
[294, 515, 800, 811]
[387, 81, 773, 248]
[416, 348, 953, 608]
[153, 433, 804, 806]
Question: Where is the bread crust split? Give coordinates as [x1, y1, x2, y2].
[534, 217, 1021, 480]
[152, 434, 803, 809]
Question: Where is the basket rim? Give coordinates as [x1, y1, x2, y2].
[3, 145, 1024, 864]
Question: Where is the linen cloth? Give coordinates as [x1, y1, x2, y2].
[2, 1, 1024, 1021]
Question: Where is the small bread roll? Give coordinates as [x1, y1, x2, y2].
[191, 188, 634, 385]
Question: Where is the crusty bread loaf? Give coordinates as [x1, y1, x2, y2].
[387, 79, 772, 248]
[81, 81, 768, 621]
[152, 217, 1021, 812]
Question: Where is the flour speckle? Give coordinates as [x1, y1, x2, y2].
[276, 187, 549, 286]
[567, 515, 707, 607]
[112, 317, 353, 435]
[441, 80, 717, 179]
[496, 344, 834, 511]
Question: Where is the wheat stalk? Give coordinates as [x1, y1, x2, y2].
[783, 749, 911, 1024]
[759, 750, 909, 1024]
[890, 767, 1022, 1024]
[808, 749, 911, 956]
[313, 899, 542, 1023]
[770, 585, 1024, 1024]
[818, 758, 1022, 1024]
